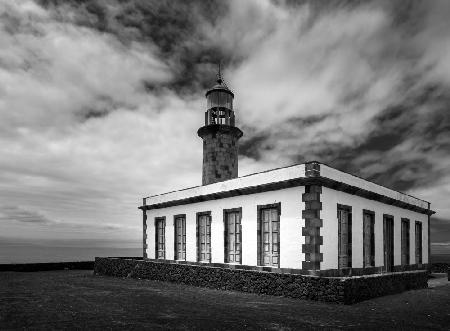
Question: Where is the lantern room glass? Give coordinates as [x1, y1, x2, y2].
[207, 90, 233, 111]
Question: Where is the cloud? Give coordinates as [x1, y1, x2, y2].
[0, 0, 204, 240]
[0, 204, 140, 240]
[210, 0, 450, 221]
[0, 0, 172, 133]
[0, 206, 52, 224]
[0, 0, 449, 244]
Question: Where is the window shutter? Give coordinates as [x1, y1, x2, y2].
[196, 216, 199, 262]
[338, 209, 349, 268]
[363, 213, 371, 267]
[257, 208, 261, 266]
[415, 222, 422, 264]
[348, 211, 352, 268]
[207, 215, 211, 262]
[223, 213, 228, 263]
[154, 218, 158, 260]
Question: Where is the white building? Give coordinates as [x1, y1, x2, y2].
[140, 73, 433, 276]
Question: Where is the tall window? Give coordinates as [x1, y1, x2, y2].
[257, 203, 280, 267]
[383, 215, 394, 272]
[224, 208, 242, 264]
[174, 215, 186, 261]
[337, 205, 352, 269]
[363, 210, 375, 268]
[197, 212, 211, 262]
[401, 218, 410, 265]
[155, 217, 165, 259]
[415, 221, 423, 264]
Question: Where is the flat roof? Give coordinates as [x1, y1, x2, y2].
[141, 161, 432, 214]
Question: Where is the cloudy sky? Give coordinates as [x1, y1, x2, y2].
[0, 0, 449, 248]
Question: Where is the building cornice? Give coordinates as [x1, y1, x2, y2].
[139, 174, 435, 216]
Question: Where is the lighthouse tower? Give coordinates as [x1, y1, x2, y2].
[198, 68, 243, 185]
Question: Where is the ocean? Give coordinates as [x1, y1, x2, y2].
[0, 238, 449, 264]
[0, 238, 142, 264]
[431, 243, 450, 263]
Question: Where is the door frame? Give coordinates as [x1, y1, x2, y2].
[401, 218, 410, 265]
[196, 211, 211, 263]
[154, 216, 166, 260]
[337, 204, 352, 269]
[415, 221, 423, 264]
[257, 202, 281, 267]
[173, 214, 186, 261]
[362, 209, 375, 268]
[383, 214, 394, 272]
[223, 207, 242, 264]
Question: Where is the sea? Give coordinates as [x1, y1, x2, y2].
[0, 237, 449, 264]
[431, 243, 450, 263]
[0, 238, 142, 264]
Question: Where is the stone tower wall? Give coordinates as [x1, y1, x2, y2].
[198, 125, 242, 185]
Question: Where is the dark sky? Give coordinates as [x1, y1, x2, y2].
[0, 0, 449, 245]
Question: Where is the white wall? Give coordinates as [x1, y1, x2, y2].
[145, 184, 429, 271]
[146, 186, 305, 269]
[321, 187, 429, 270]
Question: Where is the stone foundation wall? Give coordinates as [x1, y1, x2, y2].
[343, 271, 428, 304]
[94, 258, 428, 304]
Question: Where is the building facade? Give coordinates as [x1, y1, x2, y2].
[139, 74, 433, 276]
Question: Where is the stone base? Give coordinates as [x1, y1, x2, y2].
[94, 258, 428, 304]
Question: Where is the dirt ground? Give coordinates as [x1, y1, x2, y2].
[0, 270, 449, 330]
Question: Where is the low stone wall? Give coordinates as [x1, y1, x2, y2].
[431, 262, 449, 273]
[343, 271, 428, 304]
[94, 258, 428, 304]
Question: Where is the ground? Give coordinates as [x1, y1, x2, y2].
[0, 271, 449, 330]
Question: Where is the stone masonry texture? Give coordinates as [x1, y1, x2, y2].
[302, 184, 323, 270]
[199, 126, 241, 185]
[94, 258, 428, 304]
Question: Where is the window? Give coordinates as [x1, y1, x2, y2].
[155, 217, 165, 259]
[174, 215, 186, 261]
[363, 210, 375, 268]
[197, 212, 211, 262]
[224, 208, 242, 263]
[257, 203, 280, 267]
[143, 211, 148, 259]
[383, 214, 394, 272]
[415, 221, 422, 264]
[401, 218, 410, 265]
[337, 205, 352, 269]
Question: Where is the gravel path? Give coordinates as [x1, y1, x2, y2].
[0, 270, 449, 330]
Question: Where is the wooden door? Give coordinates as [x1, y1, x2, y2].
[198, 215, 211, 262]
[225, 211, 241, 263]
[401, 220, 410, 265]
[261, 208, 279, 267]
[415, 222, 422, 264]
[383, 216, 394, 272]
[155, 218, 165, 259]
[175, 216, 186, 260]
[338, 208, 352, 268]
[363, 212, 375, 267]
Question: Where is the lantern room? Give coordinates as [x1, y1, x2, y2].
[204, 76, 235, 126]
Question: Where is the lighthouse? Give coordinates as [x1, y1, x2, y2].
[197, 68, 243, 185]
